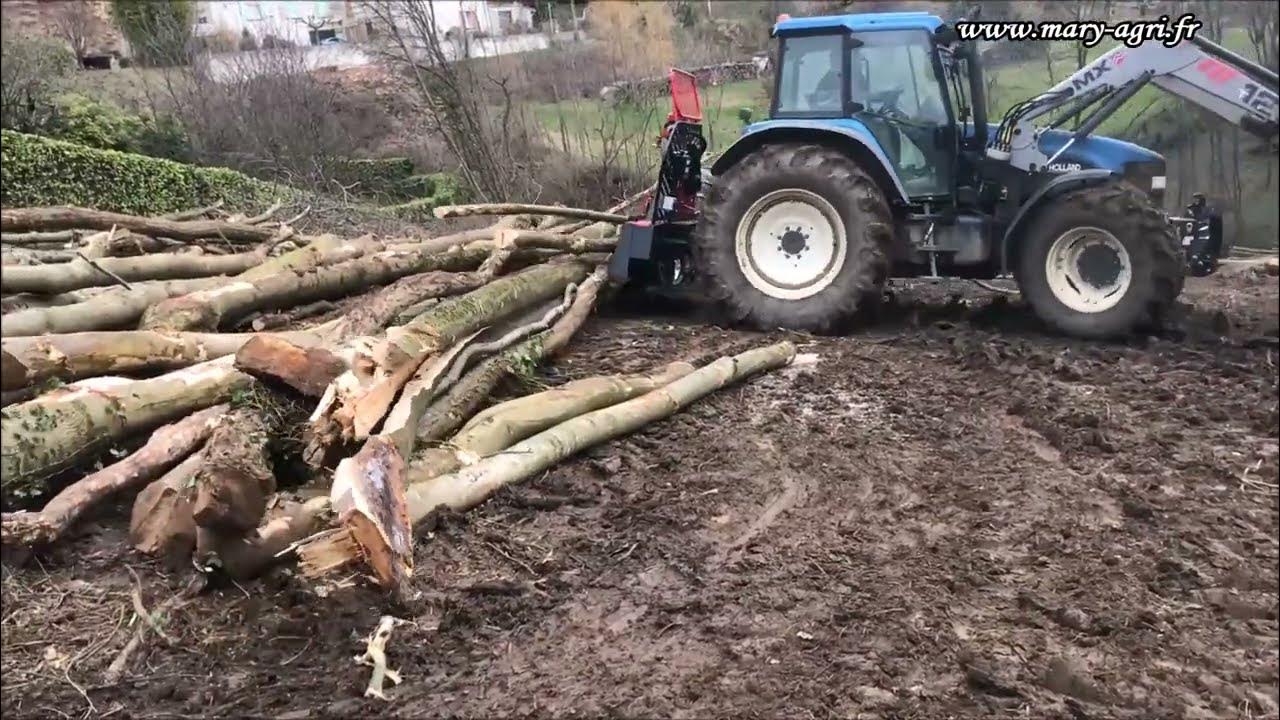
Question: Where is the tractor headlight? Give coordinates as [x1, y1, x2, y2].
[1122, 160, 1166, 207]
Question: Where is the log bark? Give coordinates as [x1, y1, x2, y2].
[129, 450, 203, 563]
[2, 276, 224, 336]
[234, 336, 345, 397]
[249, 300, 336, 331]
[140, 243, 491, 332]
[0, 250, 268, 295]
[1, 206, 277, 244]
[0, 229, 85, 246]
[0, 357, 251, 506]
[373, 261, 591, 374]
[299, 342, 795, 590]
[200, 496, 330, 579]
[191, 408, 275, 534]
[1, 405, 226, 546]
[415, 265, 607, 443]
[433, 204, 628, 224]
[1, 327, 326, 390]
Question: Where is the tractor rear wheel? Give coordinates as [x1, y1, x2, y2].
[693, 143, 893, 333]
[1016, 180, 1184, 339]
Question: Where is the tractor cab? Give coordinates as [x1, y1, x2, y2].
[765, 12, 963, 201]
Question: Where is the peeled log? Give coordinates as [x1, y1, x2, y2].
[0, 357, 251, 506]
[1, 405, 227, 547]
[2, 276, 224, 337]
[1, 206, 277, 244]
[0, 251, 268, 296]
[433, 203, 627, 225]
[1, 327, 326, 390]
[201, 496, 330, 579]
[141, 244, 491, 332]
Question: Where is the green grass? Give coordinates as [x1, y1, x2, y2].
[529, 78, 767, 164]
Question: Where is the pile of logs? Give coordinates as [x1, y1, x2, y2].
[0, 198, 794, 597]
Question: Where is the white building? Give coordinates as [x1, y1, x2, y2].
[193, 1, 536, 48]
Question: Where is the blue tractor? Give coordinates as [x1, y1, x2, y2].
[610, 11, 1278, 338]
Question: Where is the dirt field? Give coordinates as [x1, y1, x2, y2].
[3, 265, 1277, 719]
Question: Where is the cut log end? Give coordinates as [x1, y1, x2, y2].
[327, 436, 413, 590]
[235, 336, 346, 398]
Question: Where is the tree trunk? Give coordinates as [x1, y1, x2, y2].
[1, 405, 227, 546]
[412, 362, 694, 481]
[2, 277, 224, 337]
[373, 261, 591, 373]
[129, 450, 203, 563]
[415, 266, 607, 443]
[0, 357, 251, 506]
[1, 206, 278, 244]
[200, 496, 330, 579]
[191, 408, 275, 534]
[299, 341, 795, 591]
[0, 229, 86, 246]
[434, 203, 627, 224]
[1, 327, 326, 390]
[238, 234, 372, 281]
[405, 342, 794, 517]
[140, 244, 492, 332]
[308, 262, 591, 463]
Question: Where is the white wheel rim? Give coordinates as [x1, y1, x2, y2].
[734, 189, 846, 300]
[1044, 226, 1132, 313]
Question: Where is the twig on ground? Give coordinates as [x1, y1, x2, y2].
[356, 616, 407, 701]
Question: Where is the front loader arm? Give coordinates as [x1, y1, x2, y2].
[990, 35, 1278, 172]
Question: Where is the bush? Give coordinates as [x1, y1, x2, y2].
[378, 173, 465, 221]
[1, 130, 289, 215]
[0, 29, 76, 133]
[43, 94, 193, 162]
[330, 157, 415, 196]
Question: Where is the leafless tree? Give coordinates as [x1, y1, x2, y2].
[52, 1, 97, 66]
[363, 0, 535, 202]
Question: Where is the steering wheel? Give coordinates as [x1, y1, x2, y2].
[868, 88, 906, 117]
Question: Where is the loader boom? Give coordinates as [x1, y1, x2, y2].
[990, 34, 1279, 172]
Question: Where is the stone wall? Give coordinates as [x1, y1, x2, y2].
[600, 59, 767, 106]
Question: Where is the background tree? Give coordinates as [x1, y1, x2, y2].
[109, 0, 194, 67]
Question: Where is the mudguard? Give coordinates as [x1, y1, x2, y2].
[999, 168, 1116, 274]
[710, 120, 910, 205]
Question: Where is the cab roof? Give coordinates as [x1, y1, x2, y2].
[773, 11, 943, 35]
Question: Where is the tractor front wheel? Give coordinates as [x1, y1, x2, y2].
[693, 143, 893, 333]
[1016, 180, 1183, 339]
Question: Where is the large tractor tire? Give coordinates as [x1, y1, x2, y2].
[1015, 180, 1184, 339]
[693, 143, 893, 333]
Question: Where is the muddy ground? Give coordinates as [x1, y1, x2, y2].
[3, 263, 1277, 719]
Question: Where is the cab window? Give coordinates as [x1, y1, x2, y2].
[774, 34, 844, 116]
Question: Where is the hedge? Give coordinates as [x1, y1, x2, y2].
[378, 173, 466, 222]
[1, 130, 290, 215]
[330, 157, 416, 198]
